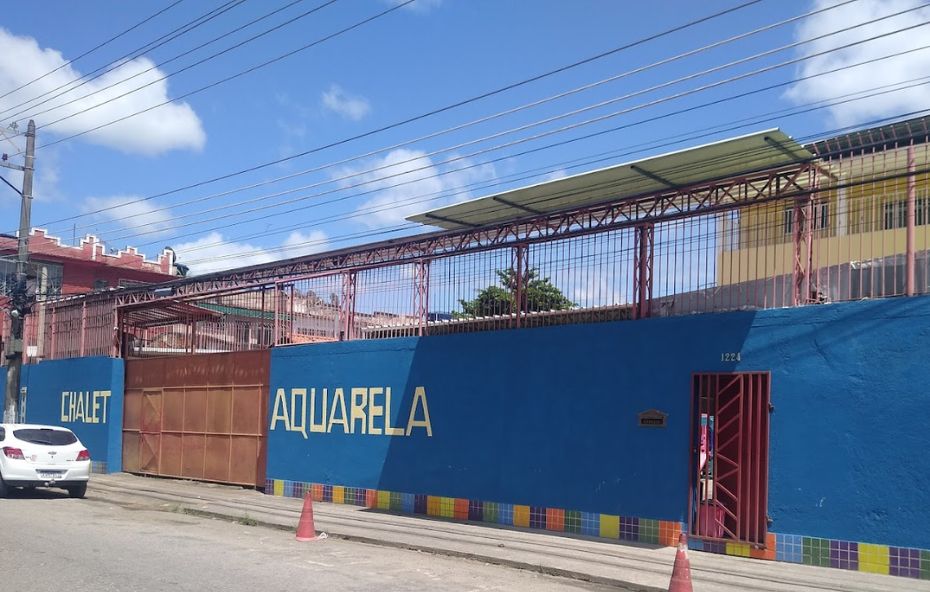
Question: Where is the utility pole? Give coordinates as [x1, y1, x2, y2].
[3, 120, 35, 423]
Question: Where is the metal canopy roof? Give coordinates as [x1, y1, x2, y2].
[122, 300, 223, 329]
[408, 129, 813, 230]
[807, 114, 930, 158]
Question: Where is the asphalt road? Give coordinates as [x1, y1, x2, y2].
[0, 488, 616, 592]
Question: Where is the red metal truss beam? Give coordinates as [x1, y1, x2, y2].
[85, 163, 813, 307]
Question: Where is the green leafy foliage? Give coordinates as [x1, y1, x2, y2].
[457, 268, 574, 318]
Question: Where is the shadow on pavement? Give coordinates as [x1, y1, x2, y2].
[3, 486, 72, 500]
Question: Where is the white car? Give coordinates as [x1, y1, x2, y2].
[0, 424, 90, 499]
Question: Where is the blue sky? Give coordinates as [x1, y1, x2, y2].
[0, 0, 928, 274]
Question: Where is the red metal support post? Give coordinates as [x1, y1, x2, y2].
[633, 224, 654, 319]
[791, 201, 802, 306]
[340, 271, 357, 341]
[414, 261, 430, 337]
[906, 145, 916, 296]
[288, 283, 295, 344]
[110, 307, 118, 359]
[260, 287, 267, 348]
[79, 301, 87, 357]
[273, 285, 280, 346]
[792, 173, 815, 306]
[512, 244, 527, 328]
[49, 305, 57, 360]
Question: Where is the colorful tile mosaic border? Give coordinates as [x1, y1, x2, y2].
[266, 479, 930, 581]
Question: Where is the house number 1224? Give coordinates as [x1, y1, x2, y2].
[721, 352, 741, 362]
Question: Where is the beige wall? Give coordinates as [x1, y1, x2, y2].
[718, 146, 930, 285]
[718, 226, 930, 284]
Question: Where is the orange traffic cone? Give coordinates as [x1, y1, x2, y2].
[668, 533, 693, 592]
[295, 492, 327, 541]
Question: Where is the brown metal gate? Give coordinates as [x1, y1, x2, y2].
[122, 351, 270, 487]
[690, 372, 771, 546]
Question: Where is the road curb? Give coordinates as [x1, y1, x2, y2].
[89, 483, 664, 592]
[180, 506, 664, 592]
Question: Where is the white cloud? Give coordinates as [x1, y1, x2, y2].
[171, 230, 328, 275]
[0, 28, 205, 155]
[83, 195, 174, 237]
[321, 84, 371, 121]
[384, 0, 442, 12]
[171, 232, 274, 275]
[33, 147, 64, 202]
[785, 0, 930, 125]
[281, 229, 328, 259]
[336, 148, 497, 227]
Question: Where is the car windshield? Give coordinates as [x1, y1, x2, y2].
[13, 429, 77, 446]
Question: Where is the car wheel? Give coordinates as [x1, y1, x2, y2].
[0, 475, 8, 498]
[66, 483, 87, 499]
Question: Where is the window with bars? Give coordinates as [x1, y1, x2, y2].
[783, 201, 829, 235]
[0, 259, 62, 298]
[815, 201, 829, 230]
[43, 262, 63, 298]
[0, 258, 14, 296]
[883, 196, 929, 229]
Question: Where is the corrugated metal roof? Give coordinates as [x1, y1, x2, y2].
[407, 129, 812, 230]
[807, 114, 930, 158]
[198, 302, 275, 319]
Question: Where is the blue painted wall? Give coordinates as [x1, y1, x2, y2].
[20, 357, 124, 472]
[268, 296, 930, 549]
[739, 298, 930, 549]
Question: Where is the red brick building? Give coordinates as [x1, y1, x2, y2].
[0, 228, 178, 297]
[1, 228, 179, 362]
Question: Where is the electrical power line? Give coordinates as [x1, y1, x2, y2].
[20, 3, 930, 277]
[177, 163, 930, 269]
[62, 0, 865, 239]
[0, 0, 248, 121]
[58, 111, 928, 281]
[167, 102, 930, 265]
[91, 30, 930, 247]
[9, 0, 336, 125]
[94, 101, 930, 272]
[142, 97, 930, 262]
[24, 0, 764, 229]
[0, 0, 187, 103]
[21, 0, 418, 153]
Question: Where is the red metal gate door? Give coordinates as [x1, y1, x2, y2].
[691, 373, 770, 546]
[123, 351, 269, 487]
[139, 390, 163, 474]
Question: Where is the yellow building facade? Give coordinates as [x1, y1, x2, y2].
[718, 136, 930, 300]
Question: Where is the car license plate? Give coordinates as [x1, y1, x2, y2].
[39, 471, 63, 479]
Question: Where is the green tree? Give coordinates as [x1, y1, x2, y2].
[458, 268, 574, 317]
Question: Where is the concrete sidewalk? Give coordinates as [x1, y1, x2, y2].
[86, 474, 925, 592]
